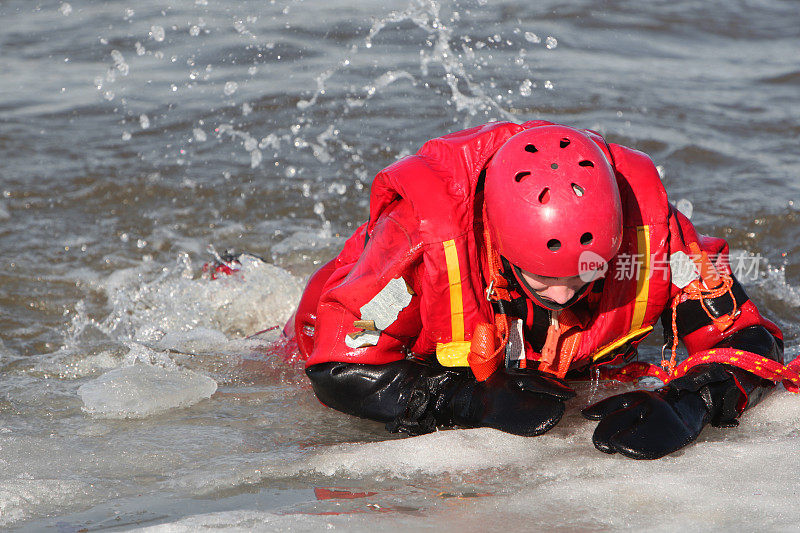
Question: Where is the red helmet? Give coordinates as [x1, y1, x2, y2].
[484, 125, 623, 278]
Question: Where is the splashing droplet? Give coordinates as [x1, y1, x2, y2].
[677, 199, 694, 219]
[150, 25, 165, 42]
[524, 32, 540, 44]
[223, 81, 238, 96]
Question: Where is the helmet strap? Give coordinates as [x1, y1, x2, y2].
[482, 202, 511, 302]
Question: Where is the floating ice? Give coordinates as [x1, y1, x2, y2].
[78, 363, 217, 419]
[139, 114, 150, 130]
[58, 2, 72, 16]
[545, 36, 558, 49]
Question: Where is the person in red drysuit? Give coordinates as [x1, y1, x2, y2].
[288, 121, 784, 459]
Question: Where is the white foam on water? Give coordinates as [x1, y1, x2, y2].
[71, 253, 302, 345]
[78, 361, 217, 419]
[758, 265, 800, 308]
[270, 230, 346, 257]
[156, 327, 230, 355]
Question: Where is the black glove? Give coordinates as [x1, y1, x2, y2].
[450, 369, 576, 436]
[307, 361, 575, 437]
[581, 363, 743, 459]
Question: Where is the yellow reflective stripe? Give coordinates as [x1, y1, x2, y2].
[591, 326, 654, 362]
[630, 225, 651, 332]
[442, 239, 465, 342]
[589, 225, 654, 363]
[436, 341, 471, 367]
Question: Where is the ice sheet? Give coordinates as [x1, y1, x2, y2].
[77, 362, 217, 419]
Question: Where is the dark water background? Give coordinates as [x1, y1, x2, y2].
[1, 0, 799, 530]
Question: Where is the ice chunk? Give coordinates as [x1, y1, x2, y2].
[78, 363, 217, 419]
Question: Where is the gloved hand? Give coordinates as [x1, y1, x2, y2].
[581, 363, 743, 459]
[309, 361, 575, 437]
[452, 369, 576, 436]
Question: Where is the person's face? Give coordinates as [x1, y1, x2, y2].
[518, 270, 589, 306]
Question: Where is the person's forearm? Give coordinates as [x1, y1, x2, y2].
[306, 359, 576, 437]
[306, 360, 465, 432]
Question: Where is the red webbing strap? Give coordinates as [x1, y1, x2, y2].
[601, 350, 800, 393]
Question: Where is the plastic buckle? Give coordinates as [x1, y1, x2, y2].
[485, 280, 495, 301]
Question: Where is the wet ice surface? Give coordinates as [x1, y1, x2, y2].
[18, 389, 800, 531]
[2, 0, 800, 529]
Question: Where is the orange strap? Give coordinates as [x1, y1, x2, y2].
[467, 315, 508, 381]
[539, 309, 584, 379]
[603, 349, 800, 393]
[468, 204, 511, 381]
[662, 242, 739, 373]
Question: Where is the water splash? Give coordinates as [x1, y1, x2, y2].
[676, 198, 693, 219]
[96, 0, 555, 176]
[756, 264, 800, 308]
[63, 252, 303, 349]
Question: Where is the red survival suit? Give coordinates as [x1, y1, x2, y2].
[291, 121, 785, 441]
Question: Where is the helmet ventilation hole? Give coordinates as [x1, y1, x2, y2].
[580, 232, 593, 245]
[551, 163, 559, 169]
[547, 239, 562, 251]
[571, 183, 585, 197]
[560, 138, 570, 148]
[578, 160, 594, 167]
[538, 188, 550, 204]
[515, 171, 531, 182]
[525, 144, 538, 153]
